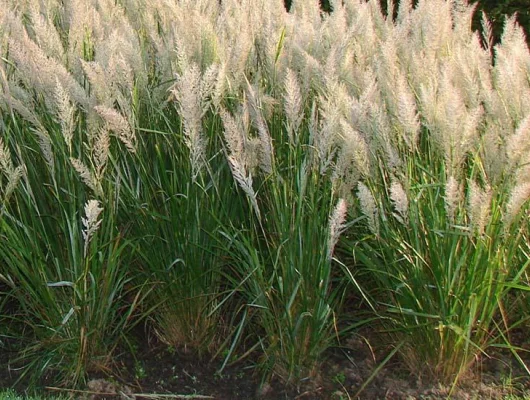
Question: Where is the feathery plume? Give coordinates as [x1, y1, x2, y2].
[328, 198, 348, 261]
[94, 105, 136, 153]
[1, 80, 44, 123]
[212, 62, 227, 109]
[284, 68, 303, 144]
[245, 84, 274, 174]
[171, 65, 208, 180]
[94, 127, 110, 179]
[493, 15, 530, 122]
[54, 78, 76, 154]
[81, 60, 113, 106]
[460, 105, 483, 153]
[7, 32, 89, 110]
[227, 155, 261, 220]
[220, 108, 245, 160]
[357, 182, 379, 235]
[220, 104, 259, 170]
[445, 175, 463, 221]
[3, 166, 24, 202]
[395, 76, 420, 150]
[316, 95, 341, 175]
[390, 179, 409, 224]
[480, 11, 493, 51]
[35, 129, 55, 175]
[505, 182, 530, 228]
[507, 114, 530, 171]
[82, 199, 103, 257]
[468, 180, 492, 235]
[200, 64, 219, 113]
[339, 119, 370, 177]
[29, 9, 65, 63]
[70, 158, 100, 196]
[0, 137, 14, 176]
[332, 141, 360, 196]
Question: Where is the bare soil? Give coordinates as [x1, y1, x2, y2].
[1, 328, 529, 399]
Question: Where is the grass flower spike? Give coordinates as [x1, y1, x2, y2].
[82, 199, 103, 256]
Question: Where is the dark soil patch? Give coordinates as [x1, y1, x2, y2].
[1, 329, 529, 399]
[102, 344, 260, 399]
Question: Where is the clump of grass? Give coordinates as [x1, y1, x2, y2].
[0, 116, 142, 385]
[336, 0, 530, 386]
[0, 4, 147, 383]
[117, 112, 237, 356]
[219, 81, 348, 384]
[350, 139, 530, 383]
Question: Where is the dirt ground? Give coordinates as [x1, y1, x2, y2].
[1, 326, 530, 400]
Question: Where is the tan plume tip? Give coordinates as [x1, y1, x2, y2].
[505, 182, 530, 227]
[227, 155, 261, 220]
[70, 158, 99, 195]
[284, 68, 303, 143]
[389, 180, 409, 224]
[0, 137, 14, 176]
[82, 199, 103, 256]
[467, 180, 492, 234]
[94, 105, 136, 153]
[444, 175, 462, 220]
[357, 182, 379, 235]
[328, 198, 348, 260]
